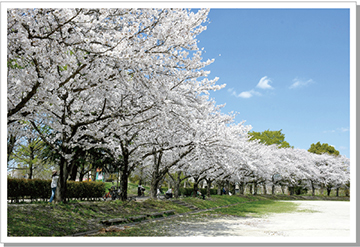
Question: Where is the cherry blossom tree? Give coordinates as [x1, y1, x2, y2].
[8, 8, 223, 202]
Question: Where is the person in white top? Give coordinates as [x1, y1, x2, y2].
[166, 188, 173, 199]
[49, 170, 59, 203]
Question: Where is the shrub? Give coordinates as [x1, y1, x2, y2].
[7, 178, 106, 202]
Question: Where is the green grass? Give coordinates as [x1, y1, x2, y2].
[212, 200, 298, 217]
[7, 199, 191, 236]
[181, 194, 256, 209]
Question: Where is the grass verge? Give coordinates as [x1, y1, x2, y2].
[7, 199, 189, 236]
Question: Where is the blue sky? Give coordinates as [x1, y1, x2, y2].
[197, 9, 350, 158]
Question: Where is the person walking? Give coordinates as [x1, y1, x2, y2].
[49, 170, 59, 203]
[138, 184, 143, 196]
[166, 187, 173, 199]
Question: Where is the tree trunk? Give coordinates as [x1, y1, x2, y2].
[217, 182, 221, 195]
[311, 180, 315, 196]
[119, 154, 130, 201]
[336, 188, 339, 197]
[249, 184, 253, 195]
[205, 178, 212, 198]
[288, 186, 294, 195]
[192, 178, 200, 197]
[55, 156, 67, 203]
[327, 187, 331, 196]
[239, 181, 245, 195]
[7, 134, 17, 164]
[281, 185, 285, 194]
[271, 184, 275, 195]
[263, 183, 267, 195]
[91, 166, 96, 181]
[69, 163, 78, 181]
[119, 169, 129, 201]
[170, 171, 182, 199]
[148, 150, 165, 199]
[79, 166, 85, 182]
[320, 184, 324, 195]
[253, 181, 258, 195]
[28, 145, 34, 179]
[150, 176, 160, 199]
[230, 182, 236, 195]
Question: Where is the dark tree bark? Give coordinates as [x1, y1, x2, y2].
[69, 163, 78, 181]
[263, 183, 267, 195]
[271, 184, 276, 195]
[288, 186, 295, 195]
[327, 187, 332, 196]
[28, 145, 34, 179]
[7, 134, 17, 164]
[310, 180, 316, 196]
[119, 151, 130, 201]
[55, 156, 68, 203]
[217, 182, 222, 195]
[168, 171, 190, 198]
[249, 184, 253, 195]
[205, 178, 215, 198]
[192, 175, 205, 197]
[239, 181, 245, 195]
[253, 181, 258, 195]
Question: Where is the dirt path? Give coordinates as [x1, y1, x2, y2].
[163, 200, 350, 237]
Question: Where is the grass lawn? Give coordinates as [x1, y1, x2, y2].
[7, 198, 190, 236]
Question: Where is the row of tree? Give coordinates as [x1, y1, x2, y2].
[7, 8, 349, 202]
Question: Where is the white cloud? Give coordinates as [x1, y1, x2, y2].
[229, 76, 271, 99]
[256, 76, 273, 89]
[289, 78, 314, 89]
[323, 127, 349, 134]
[238, 91, 253, 98]
[228, 87, 261, 99]
[237, 90, 261, 98]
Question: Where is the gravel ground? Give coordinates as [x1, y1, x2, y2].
[159, 200, 350, 237]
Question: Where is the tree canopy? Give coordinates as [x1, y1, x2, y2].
[308, 142, 340, 156]
[248, 129, 293, 148]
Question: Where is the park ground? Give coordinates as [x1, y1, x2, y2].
[7, 192, 350, 237]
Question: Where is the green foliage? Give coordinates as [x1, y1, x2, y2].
[7, 178, 105, 201]
[129, 174, 140, 184]
[8, 178, 50, 200]
[308, 141, 340, 156]
[7, 58, 25, 69]
[249, 129, 293, 148]
[66, 181, 105, 199]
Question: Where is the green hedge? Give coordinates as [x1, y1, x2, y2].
[7, 178, 105, 202]
[67, 181, 105, 200]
